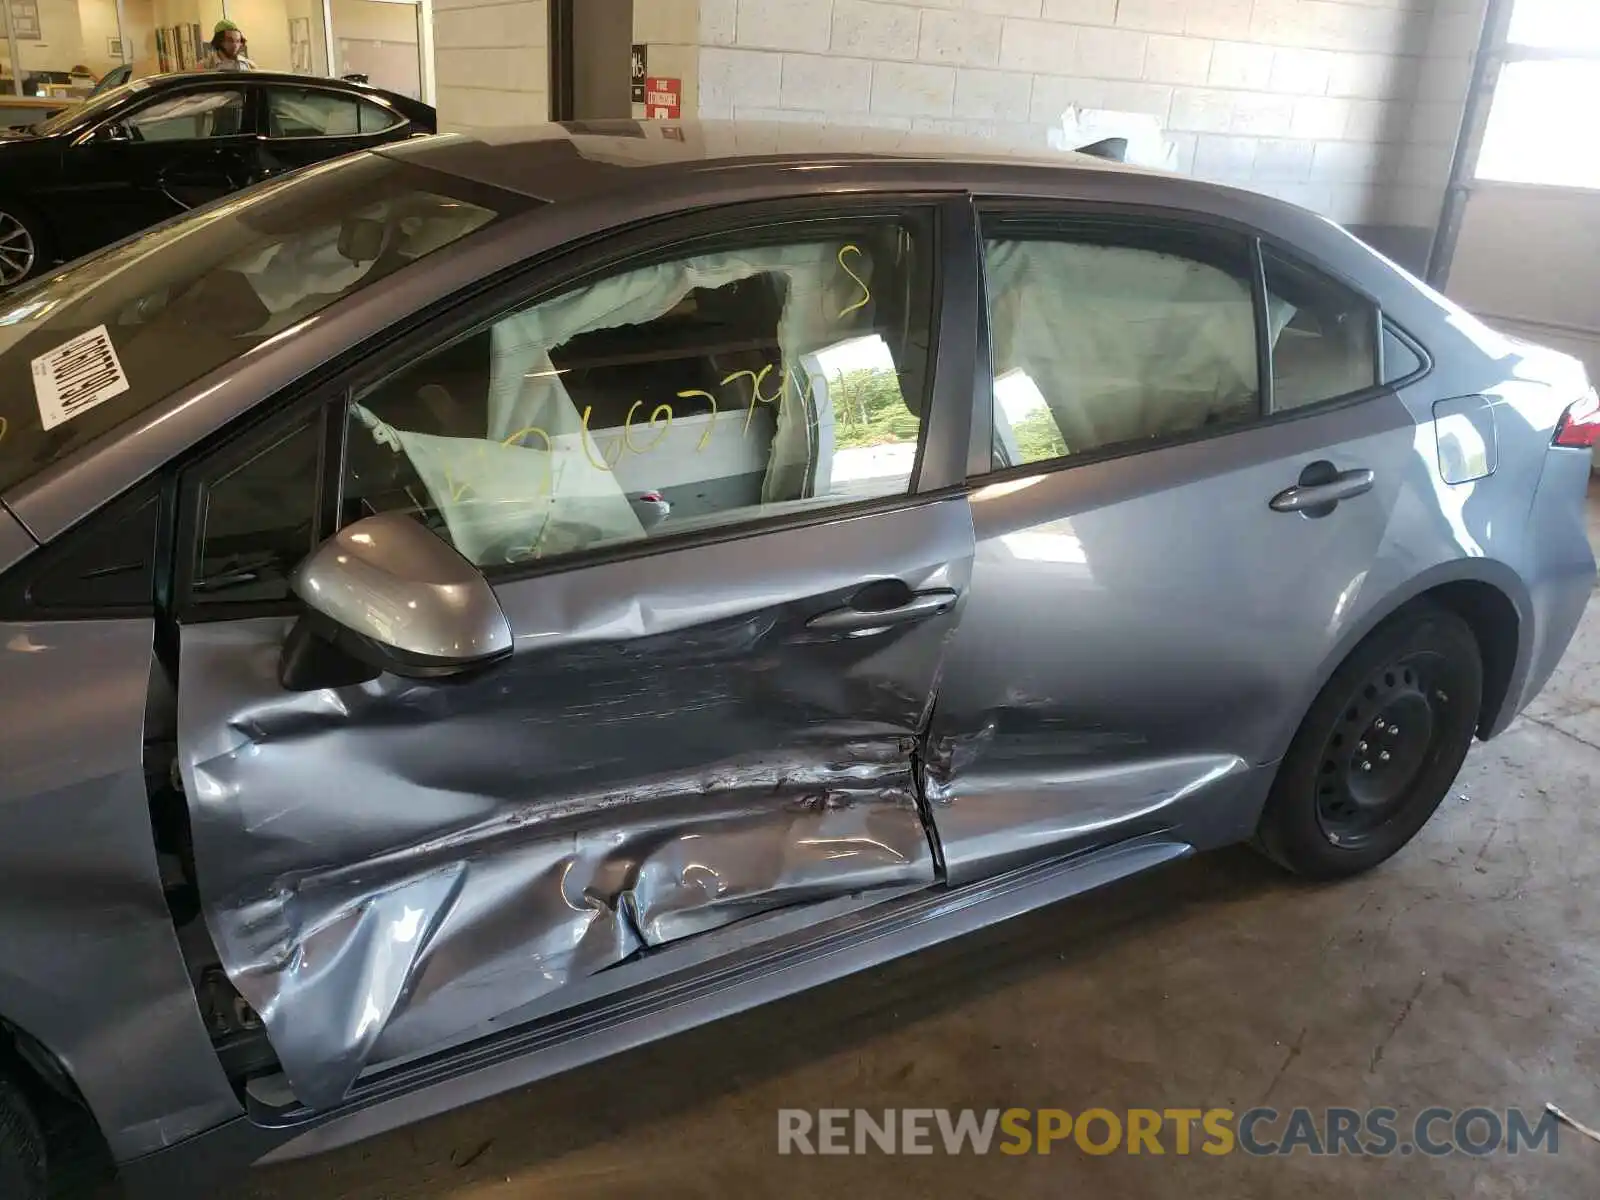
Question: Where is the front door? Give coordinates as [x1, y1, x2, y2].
[171, 197, 975, 1109]
[49, 83, 260, 257]
[927, 205, 1423, 880]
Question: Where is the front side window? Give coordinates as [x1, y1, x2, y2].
[981, 220, 1261, 470]
[124, 89, 246, 141]
[343, 214, 935, 569]
[1263, 246, 1379, 410]
[189, 415, 323, 605]
[268, 89, 361, 138]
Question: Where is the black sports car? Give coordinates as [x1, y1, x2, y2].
[0, 70, 435, 287]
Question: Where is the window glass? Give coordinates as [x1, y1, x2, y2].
[1263, 247, 1378, 410]
[1383, 324, 1424, 383]
[0, 484, 158, 616]
[1477, 60, 1600, 189]
[359, 99, 402, 133]
[192, 416, 321, 604]
[982, 222, 1260, 470]
[124, 89, 245, 140]
[0, 154, 525, 497]
[269, 88, 361, 138]
[344, 217, 934, 569]
[1507, 0, 1600, 53]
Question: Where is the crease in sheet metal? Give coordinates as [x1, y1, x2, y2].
[178, 615, 953, 1106]
[178, 499, 973, 1109]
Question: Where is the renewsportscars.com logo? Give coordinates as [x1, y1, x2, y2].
[777, 1106, 1564, 1157]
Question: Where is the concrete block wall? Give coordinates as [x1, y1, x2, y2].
[433, 0, 549, 130]
[697, 0, 1439, 228]
[1375, 0, 1485, 266]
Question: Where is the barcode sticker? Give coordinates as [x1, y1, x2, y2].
[32, 325, 130, 431]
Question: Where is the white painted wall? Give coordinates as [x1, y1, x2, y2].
[432, 0, 546, 128]
[696, 0, 1435, 226]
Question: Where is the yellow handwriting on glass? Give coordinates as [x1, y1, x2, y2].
[836, 244, 871, 319]
[580, 405, 627, 472]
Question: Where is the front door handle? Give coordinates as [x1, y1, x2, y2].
[1270, 465, 1375, 516]
[806, 589, 959, 633]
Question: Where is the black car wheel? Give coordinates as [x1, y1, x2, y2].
[0, 202, 45, 289]
[1257, 602, 1483, 880]
[0, 1076, 46, 1200]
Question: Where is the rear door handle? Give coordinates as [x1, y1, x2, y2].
[1270, 467, 1375, 515]
[806, 589, 959, 633]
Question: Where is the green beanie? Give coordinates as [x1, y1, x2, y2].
[213, 19, 240, 36]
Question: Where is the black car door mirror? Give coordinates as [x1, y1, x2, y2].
[93, 122, 132, 143]
[279, 512, 513, 691]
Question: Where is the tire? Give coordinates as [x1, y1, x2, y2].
[0, 199, 49, 290]
[1257, 602, 1483, 880]
[0, 1076, 46, 1200]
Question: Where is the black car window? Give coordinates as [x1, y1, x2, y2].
[359, 101, 403, 134]
[0, 154, 531, 497]
[187, 412, 323, 607]
[124, 89, 247, 141]
[343, 212, 937, 571]
[1262, 246, 1380, 410]
[1383, 323, 1425, 383]
[268, 88, 361, 137]
[978, 218, 1261, 471]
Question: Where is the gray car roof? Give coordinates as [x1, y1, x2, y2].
[382, 118, 1164, 202]
[376, 119, 1376, 279]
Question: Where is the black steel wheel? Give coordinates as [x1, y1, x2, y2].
[0, 1076, 46, 1200]
[1258, 602, 1483, 879]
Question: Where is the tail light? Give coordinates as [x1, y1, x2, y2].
[1554, 386, 1600, 448]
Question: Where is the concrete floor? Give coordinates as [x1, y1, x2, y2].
[71, 490, 1600, 1200]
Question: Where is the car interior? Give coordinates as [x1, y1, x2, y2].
[343, 223, 928, 567]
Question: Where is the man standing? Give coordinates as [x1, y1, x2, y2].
[202, 20, 256, 71]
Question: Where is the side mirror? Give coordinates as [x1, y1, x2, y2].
[280, 512, 512, 691]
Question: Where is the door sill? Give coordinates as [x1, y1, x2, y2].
[245, 831, 1192, 1164]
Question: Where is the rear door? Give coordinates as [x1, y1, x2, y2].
[171, 196, 977, 1110]
[925, 203, 1425, 880]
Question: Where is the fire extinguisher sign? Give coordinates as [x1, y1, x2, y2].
[645, 77, 682, 119]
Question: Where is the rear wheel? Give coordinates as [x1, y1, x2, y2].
[0, 201, 46, 289]
[1257, 603, 1483, 879]
[0, 1076, 46, 1200]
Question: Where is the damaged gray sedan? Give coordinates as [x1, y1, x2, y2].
[0, 121, 1594, 1198]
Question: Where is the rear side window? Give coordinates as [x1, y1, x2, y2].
[980, 220, 1261, 470]
[268, 89, 361, 137]
[360, 101, 403, 133]
[1383, 323, 1425, 383]
[1263, 247, 1379, 410]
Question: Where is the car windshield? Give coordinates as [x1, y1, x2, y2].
[29, 82, 145, 137]
[0, 152, 529, 496]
